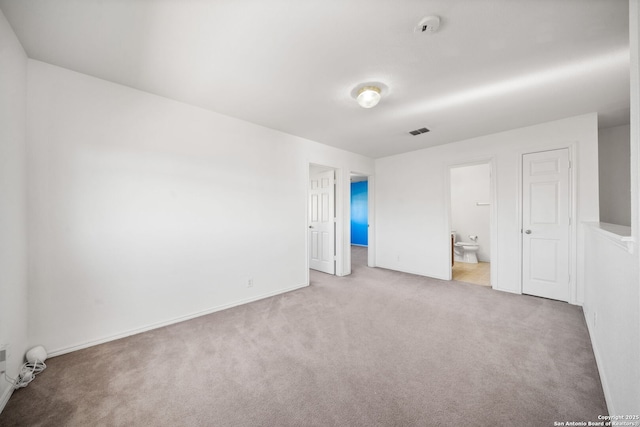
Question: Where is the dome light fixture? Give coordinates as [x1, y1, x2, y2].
[356, 86, 382, 108]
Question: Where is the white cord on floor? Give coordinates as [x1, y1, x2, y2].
[3, 359, 46, 389]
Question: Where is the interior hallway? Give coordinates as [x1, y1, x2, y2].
[351, 245, 368, 269]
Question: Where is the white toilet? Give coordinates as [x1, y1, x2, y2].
[453, 234, 480, 264]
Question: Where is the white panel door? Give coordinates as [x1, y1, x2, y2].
[522, 149, 570, 301]
[309, 169, 335, 274]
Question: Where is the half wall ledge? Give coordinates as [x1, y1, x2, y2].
[584, 222, 634, 254]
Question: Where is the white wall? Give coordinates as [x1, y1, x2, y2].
[599, 124, 631, 226]
[26, 60, 373, 355]
[582, 0, 640, 416]
[450, 163, 491, 261]
[375, 113, 599, 302]
[583, 225, 638, 415]
[0, 9, 29, 410]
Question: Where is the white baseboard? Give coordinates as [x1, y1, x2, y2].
[0, 384, 14, 416]
[375, 263, 450, 281]
[48, 282, 309, 358]
[584, 309, 613, 415]
[493, 286, 521, 295]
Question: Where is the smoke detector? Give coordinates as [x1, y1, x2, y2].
[414, 15, 441, 34]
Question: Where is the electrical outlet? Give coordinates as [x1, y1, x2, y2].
[247, 278, 254, 288]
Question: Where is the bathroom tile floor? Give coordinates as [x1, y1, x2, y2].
[452, 261, 491, 286]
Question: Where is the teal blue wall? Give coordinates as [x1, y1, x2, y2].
[350, 181, 368, 246]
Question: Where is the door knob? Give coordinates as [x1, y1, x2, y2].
[309, 226, 313, 229]
[525, 229, 532, 234]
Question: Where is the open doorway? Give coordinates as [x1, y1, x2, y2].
[449, 162, 493, 287]
[307, 165, 374, 280]
[350, 173, 368, 271]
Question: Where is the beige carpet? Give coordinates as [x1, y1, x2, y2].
[0, 246, 606, 426]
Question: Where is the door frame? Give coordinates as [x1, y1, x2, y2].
[305, 163, 376, 283]
[518, 144, 578, 304]
[445, 158, 497, 289]
[349, 171, 376, 268]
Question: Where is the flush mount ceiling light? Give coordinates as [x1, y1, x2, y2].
[350, 82, 388, 109]
[356, 86, 382, 108]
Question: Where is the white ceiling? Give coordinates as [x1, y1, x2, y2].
[0, 0, 630, 158]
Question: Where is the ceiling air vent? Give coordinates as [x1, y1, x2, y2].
[409, 127, 430, 136]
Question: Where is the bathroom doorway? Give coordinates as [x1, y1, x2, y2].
[449, 161, 494, 287]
